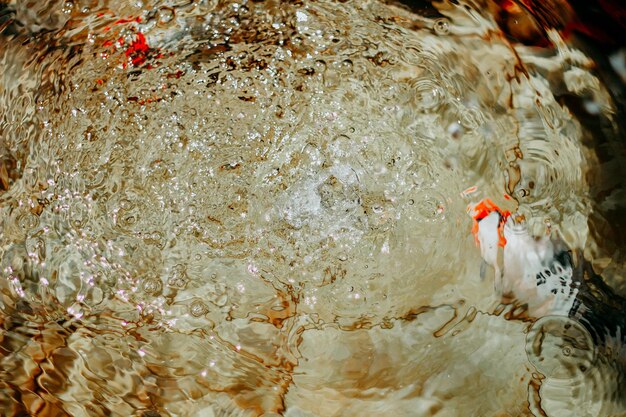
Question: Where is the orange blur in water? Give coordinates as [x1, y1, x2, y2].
[469, 199, 510, 247]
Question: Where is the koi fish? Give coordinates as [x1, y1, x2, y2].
[470, 198, 626, 349]
[470, 198, 577, 317]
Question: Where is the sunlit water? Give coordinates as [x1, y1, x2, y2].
[1, 0, 625, 416]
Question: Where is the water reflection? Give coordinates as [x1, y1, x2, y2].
[1, 0, 625, 416]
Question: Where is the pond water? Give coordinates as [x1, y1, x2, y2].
[1, 0, 625, 416]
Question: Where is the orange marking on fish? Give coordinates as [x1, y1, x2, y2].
[500, 0, 522, 13]
[99, 15, 160, 70]
[125, 32, 150, 66]
[114, 17, 142, 25]
[469, 198, 510, 247]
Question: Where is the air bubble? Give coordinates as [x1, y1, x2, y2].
[314, 60, 327, 73]
[168, 265, 188, 288]
[142, 277, 163, 296]
[411, 79, 445, 112]
[17, 211, 39, 230]
[157, 7, 175, 25]
[190, 300, 209, 317]
[338, 59, 353, 74]
[433, 18, 450, 36]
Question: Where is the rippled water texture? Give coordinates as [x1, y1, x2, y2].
[1, 0, 626, 416]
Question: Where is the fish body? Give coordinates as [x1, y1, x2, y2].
[472, 202, 577, 317]
[471, 198, 625, 347]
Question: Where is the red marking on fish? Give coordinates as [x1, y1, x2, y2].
[469, 199, 510, 247]
[114, 17, 143, 25]
[500, 0, 522, 13]
[125, 32, 150, 66]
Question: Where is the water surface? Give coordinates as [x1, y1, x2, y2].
[1, 0, 625, 416]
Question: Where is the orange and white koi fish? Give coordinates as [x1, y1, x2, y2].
[470, 198, 626, 367]
[469, 198, 578, 317]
